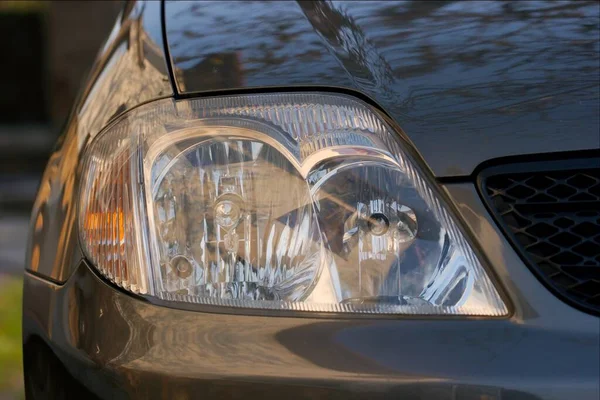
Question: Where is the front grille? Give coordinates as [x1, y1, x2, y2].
[481, 160, 600, 315]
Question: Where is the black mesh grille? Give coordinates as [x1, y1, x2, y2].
[482, 163, 600, 315]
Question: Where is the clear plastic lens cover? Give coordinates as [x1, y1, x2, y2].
[79, 93, 508, 315]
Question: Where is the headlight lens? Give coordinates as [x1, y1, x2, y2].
[79, 93, 507, 315]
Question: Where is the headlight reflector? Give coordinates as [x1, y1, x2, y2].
[80, 93, 507, 315]
[152, 133, 322, 302]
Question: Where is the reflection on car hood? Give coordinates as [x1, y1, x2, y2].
[165, 1, 600, 176]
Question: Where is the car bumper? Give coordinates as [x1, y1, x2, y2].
[22, 184, 600, 399]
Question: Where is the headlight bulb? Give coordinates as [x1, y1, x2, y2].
[214, 192, 244, 233]
[367, 213, 390, 236]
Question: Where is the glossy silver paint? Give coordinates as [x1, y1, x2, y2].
[165, 0, 600, 176]
[22, 184, 600, 399]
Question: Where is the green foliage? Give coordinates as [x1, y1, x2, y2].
[0, 275, 24, 399]
[0, 1, 48, 13]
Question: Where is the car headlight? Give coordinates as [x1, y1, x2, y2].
[79, 93, 507, 316]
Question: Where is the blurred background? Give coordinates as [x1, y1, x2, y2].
[0, 1, 121, 398]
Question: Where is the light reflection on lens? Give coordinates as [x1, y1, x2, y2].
[309, 158, 468, 305]
[152, 137, 322, 302]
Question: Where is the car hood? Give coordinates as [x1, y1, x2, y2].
[164, 1, 599, 177]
